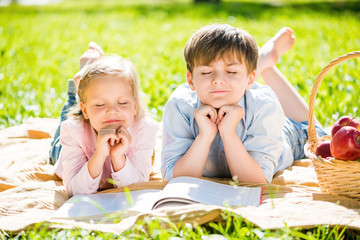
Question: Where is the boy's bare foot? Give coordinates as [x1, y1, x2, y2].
[256, 27, 295, 78]
[74, 41, 104, 87]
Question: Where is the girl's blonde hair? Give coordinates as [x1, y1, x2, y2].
[69, 56, 145, 122]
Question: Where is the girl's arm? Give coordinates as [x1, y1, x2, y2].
[59, 121, 102, 196]
[110, 118, 159, 187]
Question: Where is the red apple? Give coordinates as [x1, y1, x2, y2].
[315, 140, 333, 158]
[331, 115, 360, 137]
[330, 126, 360, 160]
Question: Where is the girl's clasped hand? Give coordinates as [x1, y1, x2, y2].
[52, 42, 159, 196]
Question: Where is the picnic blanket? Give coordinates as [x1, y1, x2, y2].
[1, 117, 360, 234]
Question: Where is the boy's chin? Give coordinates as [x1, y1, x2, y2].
[210, 102, 236, 109]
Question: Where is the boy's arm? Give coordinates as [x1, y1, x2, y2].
[218, 105, 268, 183]
[173, 105, 218, 178]
[219, 99, 284, 184]
[172, 132, 213, 178]
[222, 133, 268, 183]
[161, 92, 216, 180]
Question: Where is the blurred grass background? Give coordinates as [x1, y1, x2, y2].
[0, 0, 359, 130]
[1, 0, 360, 238]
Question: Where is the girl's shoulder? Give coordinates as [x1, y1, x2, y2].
[132, 117, 159, 133]
[61, 118, 86, 129]
[128, 117, 159, 149]
[60, 118, 93, 140]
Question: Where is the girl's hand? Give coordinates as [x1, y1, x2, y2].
[193, 104, 218, 141]
[95, 125, 120, 159]
[110, 126, 132, 172]
[217, 104, 245, 137]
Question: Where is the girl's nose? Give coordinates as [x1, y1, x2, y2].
[106, 104, 118, 114]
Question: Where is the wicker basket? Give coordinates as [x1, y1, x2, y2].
[304, 51, 360, 200]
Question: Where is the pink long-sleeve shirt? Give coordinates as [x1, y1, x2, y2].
[54, 117, 159, 196]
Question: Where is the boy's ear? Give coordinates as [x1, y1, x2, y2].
[186, 71, 196, 91]
[246, 71, 256, 90]
[80, 102, 89, 120]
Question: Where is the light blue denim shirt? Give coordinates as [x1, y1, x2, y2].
[161, 82, 293, 183]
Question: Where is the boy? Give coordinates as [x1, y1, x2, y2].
[161, 24, 327, 183]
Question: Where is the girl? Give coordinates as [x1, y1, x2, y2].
[54, 55, 159, 196]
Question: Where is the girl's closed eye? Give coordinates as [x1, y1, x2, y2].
[95, 103, 105, 107]
[227, 71, 237, 75]
[118, 101, 128, 105]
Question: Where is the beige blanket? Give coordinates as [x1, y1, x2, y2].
[1, 118, 360, 234]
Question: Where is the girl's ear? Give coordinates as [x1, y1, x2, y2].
[186, 71, 196, 91]
[134, 100, 138, 118]
[80, 102, 89, 120]
[246, 70, 256, 90]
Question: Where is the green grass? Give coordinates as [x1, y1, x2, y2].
[2, 211, 359, 239]
[1, 0, 360, 238]
[1, 0, 360, 128]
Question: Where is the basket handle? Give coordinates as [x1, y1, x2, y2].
[308, 51, 360, 146]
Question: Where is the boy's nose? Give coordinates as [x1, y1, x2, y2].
[212, 73, 225, 85]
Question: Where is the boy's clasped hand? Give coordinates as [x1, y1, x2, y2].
[195, 104, 245, 141]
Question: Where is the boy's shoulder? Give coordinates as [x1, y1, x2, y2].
[245, 82, 280, 105]
[171, 83, 197, 100]
[165, 83, 199, 111]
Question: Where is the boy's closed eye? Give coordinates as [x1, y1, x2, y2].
[201, 72, 212, 75]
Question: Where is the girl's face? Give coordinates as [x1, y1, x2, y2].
[80, 75, 137, 133]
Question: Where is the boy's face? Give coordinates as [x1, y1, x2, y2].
[186, 55, 255, 109]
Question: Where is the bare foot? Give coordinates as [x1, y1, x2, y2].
[74, 41, 104, 87]
[256, 27, 295, 78]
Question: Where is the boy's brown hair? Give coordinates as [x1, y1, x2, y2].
[184, 24, 258, 74]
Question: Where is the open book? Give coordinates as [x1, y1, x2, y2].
[52, 176, 262, 219]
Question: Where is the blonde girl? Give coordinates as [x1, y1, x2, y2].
[54, 55, 158, 196]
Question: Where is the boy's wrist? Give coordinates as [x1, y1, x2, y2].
[197, 132, 216, 145]
[220, 131, 239, 144]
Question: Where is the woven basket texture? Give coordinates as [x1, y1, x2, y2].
[304, 51, 360, 200]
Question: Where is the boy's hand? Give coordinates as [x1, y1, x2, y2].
[110, 126, 132, 171]
[217, 104, 245, 137]
[193, 104, 218, 141]
[74, 41, 104, 87]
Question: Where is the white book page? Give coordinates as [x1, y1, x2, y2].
[52, 189, 161, 219]
[157, 176, 262, 207]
